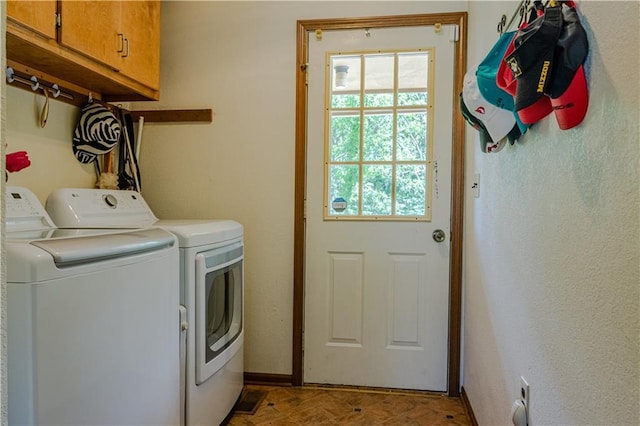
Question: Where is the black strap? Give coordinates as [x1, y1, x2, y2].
[117, 107, 136, 190]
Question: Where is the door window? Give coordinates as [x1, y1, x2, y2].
[325, 50, 434, 221]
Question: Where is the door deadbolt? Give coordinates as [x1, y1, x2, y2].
[432, 229, 446, 243]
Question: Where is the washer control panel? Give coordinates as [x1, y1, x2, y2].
[6, 187, 56, 232]
[45, 188, 158, 228]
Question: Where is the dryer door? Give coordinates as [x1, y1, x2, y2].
[194, 242, 243, 385]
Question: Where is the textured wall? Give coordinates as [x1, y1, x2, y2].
[463, 1, 640, 424]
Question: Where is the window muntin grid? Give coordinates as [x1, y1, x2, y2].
[324, 49, 434, 221]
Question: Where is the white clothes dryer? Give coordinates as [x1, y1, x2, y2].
[6, 187, 181, 426]
[46, 188, 244, 426]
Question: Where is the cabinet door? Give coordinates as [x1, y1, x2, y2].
[7, 0, 57, 40]
[118, 1, 161, 90]
[58, 1, 122, 70]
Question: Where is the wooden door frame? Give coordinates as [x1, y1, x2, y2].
[293, 12, 467, 397]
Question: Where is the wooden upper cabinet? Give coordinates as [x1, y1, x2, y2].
[5, 0, 160, 102]
[59, 1, 160, 90]
[118, 1, 161, 90]
[58, 1, 122, 71]
[6, 0, 57, 40]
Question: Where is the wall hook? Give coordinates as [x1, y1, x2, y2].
[30, 76, 39, 91]
[6, 67, 15, 83]
[51, 83, 61, 99]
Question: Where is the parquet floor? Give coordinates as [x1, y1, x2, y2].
[226, 385, 471, 425]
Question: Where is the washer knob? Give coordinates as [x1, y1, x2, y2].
[104, 194, 118, 208]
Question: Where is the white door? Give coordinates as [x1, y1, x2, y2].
[304, 25, 456, 391]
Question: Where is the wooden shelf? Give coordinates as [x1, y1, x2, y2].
[129, 109, 213, 123]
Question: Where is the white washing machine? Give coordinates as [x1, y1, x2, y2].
[6, 187, 181, 426]
[46, 188, 244, 426]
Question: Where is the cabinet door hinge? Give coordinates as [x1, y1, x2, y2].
[55, 13, 61, 28]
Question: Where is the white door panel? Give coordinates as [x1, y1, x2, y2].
[305, 25, 455, 391]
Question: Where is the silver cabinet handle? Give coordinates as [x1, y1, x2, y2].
[432, 229, 446, 243]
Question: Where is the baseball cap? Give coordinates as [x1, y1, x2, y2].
[497, 36, 553, 125]
[462, 65, 520, 146]
[476, 30, 530, 137]
[504, 3, 563, 124]
[72, 102, 121, 164]
[459, 93, 509, 154]
[546, 3, 589, 129]
[459, 93, 491, 153]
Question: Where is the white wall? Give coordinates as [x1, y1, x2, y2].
[4, 88, 95, 202]
[130, 0, 467, 377]
[463, 1, 639, 424]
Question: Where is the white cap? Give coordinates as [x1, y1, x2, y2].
[462, 64, 515, 144]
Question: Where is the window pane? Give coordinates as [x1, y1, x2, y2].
[329, 165, 360, 215]
[398, 53, 428, 89]
[364, 54, 394, 90]
[395, 165, 426, 216]
[396, 111, 427, 161]
[398, 53, 429, 106]
[363, 112, 393, 162]
[365, 92, 394, 107]
[331, 56, 361, 94]
[364, 54, 394, 107]
[330, 114, 360, 162]
[332, 93, 360, 108]
[362, 165, 392, 215]
[398, 92, 428, 106]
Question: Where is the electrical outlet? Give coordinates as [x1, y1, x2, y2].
[520, 376, 530, 409]
[512, 376, 530, 426]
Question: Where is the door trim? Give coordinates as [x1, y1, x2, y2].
[293, 12, 467, 397]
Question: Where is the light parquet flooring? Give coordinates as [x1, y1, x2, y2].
[226, 385, 471, 426]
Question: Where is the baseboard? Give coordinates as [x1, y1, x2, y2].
[461, 386, 479, 426]
[244, 372, 293, 386]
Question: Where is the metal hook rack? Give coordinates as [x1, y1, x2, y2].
[497, 0, 531, 34]
[6, 67, 74, 101]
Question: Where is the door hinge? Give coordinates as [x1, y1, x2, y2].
[450, 24, 459, 42]
[55, 13, 61, 28]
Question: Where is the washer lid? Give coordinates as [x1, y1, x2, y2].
[31, 228, 175, 266]
[8, 228, 177, 282]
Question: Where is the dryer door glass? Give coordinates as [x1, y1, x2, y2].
[205, 260, 242, 362]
